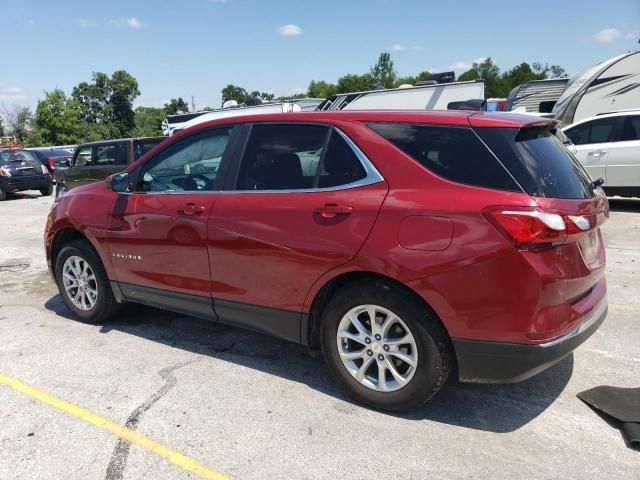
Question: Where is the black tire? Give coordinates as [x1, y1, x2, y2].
[320, 280, 453, 411]
[0, 186, 5, 201]
[54, 239, 121, 324]
[40, 184, 54, 197]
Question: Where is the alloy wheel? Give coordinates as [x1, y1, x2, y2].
[336, 304, 418, 392]
[62, 255, 98, 311]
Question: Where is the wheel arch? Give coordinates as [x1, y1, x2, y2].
[305, 270, 453, 354]
[50, 227, 109, 282]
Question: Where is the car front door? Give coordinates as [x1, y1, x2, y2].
[106, 126, 237, 319]
[63, 145, 94, 189]
[207, 123, 388, 342]
[565, 117, 618, 182]
[604, 115, 640, 188]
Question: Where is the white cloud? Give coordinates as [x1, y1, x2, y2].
[391, 44, 406, 51]
[625, 31, 639, 40]
[75, 18, 98, 28]
[111, 17, 143, 29]
[593, 28, 622, 43]
[449, 56, 487, 70]
[0, 84, 28, 102]
[411, 44, 423, 50]
[278, 24, 302, 36]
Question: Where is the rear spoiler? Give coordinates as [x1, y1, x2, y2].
[468, 112, 560, 130]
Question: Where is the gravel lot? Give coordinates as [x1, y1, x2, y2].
[1, 191, 639, 480]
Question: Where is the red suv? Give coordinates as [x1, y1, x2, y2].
[45, 111, 608, 411]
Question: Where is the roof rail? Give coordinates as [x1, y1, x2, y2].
[595, 108, 640, 116]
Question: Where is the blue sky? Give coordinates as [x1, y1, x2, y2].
[2, 0, 639, 109]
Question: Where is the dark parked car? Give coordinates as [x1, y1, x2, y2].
[0, 148, 53, 200]
[29, 148, 73, 174]
[46, 111, 608, 411]
[54, 137, 165, 195]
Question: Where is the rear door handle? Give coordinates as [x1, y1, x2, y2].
[179, 203, 206, 216]
[588, 150, 607, 158]
[314, 204, 354, 219]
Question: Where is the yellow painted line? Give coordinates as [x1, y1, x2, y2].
[0, 373, 229, 480]
[609, 303, 640, 313]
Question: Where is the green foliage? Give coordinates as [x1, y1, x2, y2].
[370, 52, 397, 89]
[221, 84, 249, 105]
[33, 89, 83, 145]
[71, 70, 140, 138]
[336, 73, 374, 93]
[163, 97, 190, 115]
[307, 80, 338, 98]
[132, 107, 166, 137]
[458, 58, 568, 98]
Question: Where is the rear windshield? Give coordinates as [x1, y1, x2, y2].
[475, 127, 595, 199]
[0, 150, 39, 165]
[33, 149, 71, 158]
[368, 123, 521, 192]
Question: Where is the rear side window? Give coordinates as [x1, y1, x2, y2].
[368, 123, 520, 192]
[620, 116, 640, 141]
[565, 118, 617, 145]
[135, 140, 163, 160]
[476, 128, 595, 199]
[318, 132, 367, 188]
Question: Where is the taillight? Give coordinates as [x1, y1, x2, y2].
[484, 207, 593, 250]
[0, 166, 11, 177]
[41, 164, 49, 174]
[48, 157, 55, 170]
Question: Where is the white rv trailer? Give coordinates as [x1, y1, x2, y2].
[504, 78, 569, 114]
[553, 51, 640, 125]
[316, 80, 485, 111]
[163, 100, 323, 136]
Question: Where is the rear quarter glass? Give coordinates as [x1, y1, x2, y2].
[367, 123, 521, 192]
[475, 127, 596, 200]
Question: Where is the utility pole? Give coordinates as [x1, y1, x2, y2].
[191, 96, 196, 112]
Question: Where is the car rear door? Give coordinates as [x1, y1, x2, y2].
[90, 142, 128, 181]
[603, 115, 640, 188]
[564, 117, 618, 182]
[207, 123, 388, 342]
[106, 126, 238, 319]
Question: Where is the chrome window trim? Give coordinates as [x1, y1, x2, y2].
[123, 126, 384, 196]
[224, 126, 385, 194]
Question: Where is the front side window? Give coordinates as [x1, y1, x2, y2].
[138, 127, 232, 193]
[565, 118, 617, 145]
[74, 146, 92, 166]
[368, 123, 520, 192]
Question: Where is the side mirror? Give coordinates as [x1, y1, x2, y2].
[107, 172, 131, 193]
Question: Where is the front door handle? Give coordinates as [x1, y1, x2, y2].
[179, 203, 206, 216]
[314, 204, 354, 219]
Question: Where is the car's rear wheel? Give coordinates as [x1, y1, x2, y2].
[321, 280, 452, 411]
[55, 240, 121, 324]
[0, 186, 5, 201]
[40, 184, 53, 197]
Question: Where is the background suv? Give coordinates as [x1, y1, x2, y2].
[45, 111, 608, 411]
[563, 109, 640, 198]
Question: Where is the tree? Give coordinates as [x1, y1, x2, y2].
[307, 80, 337, 98]
[33, 89, 83, 145]
[71, 70, 140, 138]
[163, 97, 190, 115]
[221, 84, 249, 105]
[458, 57, 505, 97]
[370, 52, 397, 89]
[0, 104, 32, 143]
[336, 73, 374, 93]
[132, 106, 166, 137]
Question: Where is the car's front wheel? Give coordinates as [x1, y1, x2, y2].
[321, 280, 453, 411]
[54, 240, 121, 324]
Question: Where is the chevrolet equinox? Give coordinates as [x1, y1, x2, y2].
[45, 111, 608, 411]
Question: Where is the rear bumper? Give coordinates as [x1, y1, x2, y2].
[1, 176, 52, 192]
[453, 298, 607, 383]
